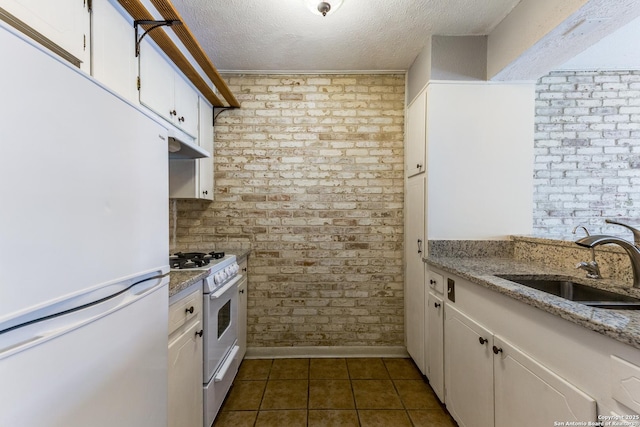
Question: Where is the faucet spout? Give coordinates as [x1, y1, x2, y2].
[575, 235, 640, 288]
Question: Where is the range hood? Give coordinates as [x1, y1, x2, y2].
[167, 128, 210, 159]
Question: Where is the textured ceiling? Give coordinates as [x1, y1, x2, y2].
[169, 0, 522, 72]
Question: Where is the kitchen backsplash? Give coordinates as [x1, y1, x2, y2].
[428, 239, 513, 258]
[533, 70, 640, 237]
[172, 74, 405, 349]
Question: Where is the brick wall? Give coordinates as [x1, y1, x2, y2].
[534, 70, 640, 236]
[173, 74, 406, 348]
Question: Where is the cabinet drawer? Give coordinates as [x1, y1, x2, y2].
[169, 287, 202, 336]
[428, 271, 444, 294]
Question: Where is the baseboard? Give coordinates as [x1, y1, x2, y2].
[245, 345, 409, 359]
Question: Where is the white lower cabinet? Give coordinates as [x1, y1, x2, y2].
[494, 336, 596, 427]
[444, 300, 596, 427]
[426, 291, 444, 403]
[168, 284, 203, 427]
[445, 304, 494, 427]
[237, 275, 247, 360]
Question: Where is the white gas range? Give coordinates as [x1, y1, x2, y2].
[170, 251, 243, 427]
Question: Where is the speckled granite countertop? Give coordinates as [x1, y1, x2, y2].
[169, 270, 208, 298]
[424, 256, 640, 350]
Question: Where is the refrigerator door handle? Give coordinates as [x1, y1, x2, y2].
[0, 275, 168, 360]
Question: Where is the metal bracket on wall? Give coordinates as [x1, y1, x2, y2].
[213, 106, 239, 125]
[134, 19, 181, 57]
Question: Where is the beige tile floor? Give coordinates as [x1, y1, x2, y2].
[213, 358, 457, 427]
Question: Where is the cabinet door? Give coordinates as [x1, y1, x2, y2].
[428, 270, 444, 294]
[237, 275, 248, 361]
[427, 292, 444, 403]
[494, 336, 596, 427]
[2, 0, 90, 69]
[406, 90, 426, 177]
[139, 41, 174, 122]
[91, 0, 138, 102]
[173, 73, 199, 137]
[168, 98, 213, 200]
[168, 319, 203, 427]
[405, 175, 426, 374]
[198, 98, 214, 200]
[445, 304, 494, 427]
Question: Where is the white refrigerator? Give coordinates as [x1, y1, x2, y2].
[0, 23, 170, 427]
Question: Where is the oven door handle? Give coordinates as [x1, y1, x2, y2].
[209, 275, 241, 299]
[214, 345, 240, 382]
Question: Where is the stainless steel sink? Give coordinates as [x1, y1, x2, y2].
[496, 275, 640, 309]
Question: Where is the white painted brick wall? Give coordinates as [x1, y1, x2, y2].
[534, 70, 640, 236]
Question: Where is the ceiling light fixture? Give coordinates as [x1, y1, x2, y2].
[304, 0, 343, 17]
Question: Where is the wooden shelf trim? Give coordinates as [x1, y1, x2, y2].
[150, 0, 239, 108]
[117, 0, 237, 108]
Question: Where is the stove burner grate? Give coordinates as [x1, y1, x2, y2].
[170, 251, 225, 269]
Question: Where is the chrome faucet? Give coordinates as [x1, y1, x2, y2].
[572, 225, 601, 279]
[605, 219, 640, 248]
[575, 235, 640, 288]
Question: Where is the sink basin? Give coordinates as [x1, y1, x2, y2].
[496, 275, 640, 309]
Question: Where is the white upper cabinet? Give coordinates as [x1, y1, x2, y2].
[173, 70, 200, 137]
[405, 90, 426, 178]
[197, 97, 214, 199]
[1, 0, 90, 70]
[169, 97, 214, 200]
[139, 40, 199, 137]
[91, 0, 138, 102]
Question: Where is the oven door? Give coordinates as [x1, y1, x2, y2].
[203, 274, 240, 383]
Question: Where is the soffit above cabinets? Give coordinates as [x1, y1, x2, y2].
[116, 0, 239, 108]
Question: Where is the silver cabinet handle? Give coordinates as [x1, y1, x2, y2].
[417, 239, 423, 254]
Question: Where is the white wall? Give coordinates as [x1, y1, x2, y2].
[427, 82, 535, 240]
[406, 37, 431, 105]
[431, 36, 487, 81]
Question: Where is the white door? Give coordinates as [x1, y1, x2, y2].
[237, 275, 248, 362]
[139, 40, 175, 123]
[405, 175, 426, 374]
[173, 72, 200, 137]
[0, 277, 169, 427]
[494, 336, 596, 427]
[445, 304, 494, 427]
[427, 292, 444, 403]
[406, 90, 426, 177]
[168, 319, 203, 427]
[1, 0, 90, 69]
[91, 0, 138, 102]
[0, 26, 168, 325]
[198, 97, 215, 200]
